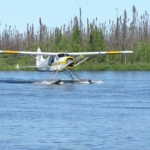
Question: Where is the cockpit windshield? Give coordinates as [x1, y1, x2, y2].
[57, 53, 69, 58]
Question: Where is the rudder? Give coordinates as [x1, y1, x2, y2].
[36, 47, 45, 66]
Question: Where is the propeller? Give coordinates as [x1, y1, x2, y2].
[58, 55, 84, 71]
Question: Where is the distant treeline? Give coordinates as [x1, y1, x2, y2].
[1, 6, 150, 66]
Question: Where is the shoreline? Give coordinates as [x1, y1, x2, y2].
[1, 63, 150, 71]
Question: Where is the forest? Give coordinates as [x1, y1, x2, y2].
[1, 6, 150, 70]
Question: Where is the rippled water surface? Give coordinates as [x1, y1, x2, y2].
[0, 71, 150, 150]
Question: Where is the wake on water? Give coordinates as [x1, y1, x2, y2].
[0, 78, 103, 85]
[34, 80, 104, 85]
[91, 80, 104, 84]
[34, 80, 64, 85]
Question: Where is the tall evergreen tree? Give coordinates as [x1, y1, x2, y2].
[89, 24, 105, 51]
[71, 17, 82, 51]
[54, 27, 62, 52]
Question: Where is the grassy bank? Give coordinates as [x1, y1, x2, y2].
[74, 62, 150, 71]
[0, 55, 35, 71]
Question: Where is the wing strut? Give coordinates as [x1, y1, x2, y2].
[74, 56, 90, 67]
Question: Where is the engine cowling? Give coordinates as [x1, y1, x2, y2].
[66, 57, 74, 69]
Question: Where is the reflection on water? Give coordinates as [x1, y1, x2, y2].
[0, 71, 150, 149]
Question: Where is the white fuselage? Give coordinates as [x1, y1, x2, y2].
[36, 53, 74, 71]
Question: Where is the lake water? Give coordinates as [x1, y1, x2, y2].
[0, 71, 150, 150]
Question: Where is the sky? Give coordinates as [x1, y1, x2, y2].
[0, 0, 150, 32]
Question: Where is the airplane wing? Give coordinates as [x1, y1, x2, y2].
[0, 47, 133, 56]
[65, 50, 133, 55]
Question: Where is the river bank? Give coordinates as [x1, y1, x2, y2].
[0, 61, 150, 71]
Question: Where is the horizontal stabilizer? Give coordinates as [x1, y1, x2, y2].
[15, 64, 37, 70]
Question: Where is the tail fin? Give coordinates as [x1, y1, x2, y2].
[36, 47, 45, 66]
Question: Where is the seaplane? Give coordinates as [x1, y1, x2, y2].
[0, 48, 133, 84]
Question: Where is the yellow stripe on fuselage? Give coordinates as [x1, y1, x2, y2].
[52, 56, 74, 66]
[52, 61, 66, 66]
[3, 50, 20, 54]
